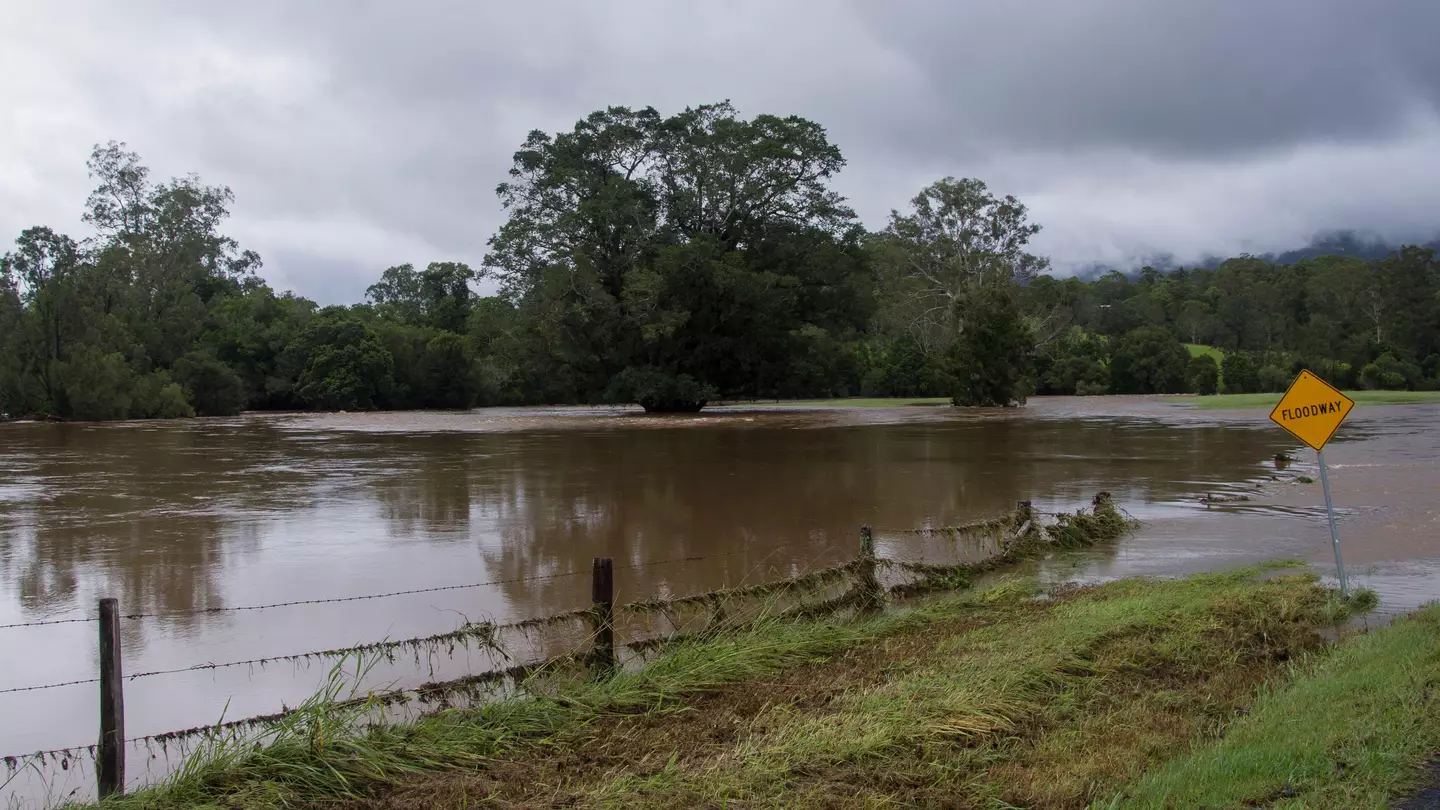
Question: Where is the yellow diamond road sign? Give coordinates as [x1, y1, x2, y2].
[1268, 370, 1355, 451]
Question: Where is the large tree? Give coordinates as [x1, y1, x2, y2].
[483, 101, 867, 411]
[0, 142, 276, 419]
[84, 142, 262, 366]
[874, 177, 1047, 406]
[0, 227, 83, 408]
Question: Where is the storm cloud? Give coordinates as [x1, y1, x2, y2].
[3, 0, 1438, 302]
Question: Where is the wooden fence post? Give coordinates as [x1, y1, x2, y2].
[1015, 500, 1034, 539]
[97, 598, 125, 799]
[857, 525, 882, 612]
[591, 558, 615, 678]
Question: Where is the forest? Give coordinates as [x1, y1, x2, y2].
[2, 102, 1438, 419]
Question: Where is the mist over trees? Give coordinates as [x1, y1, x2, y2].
[3, 105, 1439, 420]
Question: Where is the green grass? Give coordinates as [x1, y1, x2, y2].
[585, 569, 1356, 809]
[1185, 389, 1440, 409]
[1112, 601, 1440, 808]
[1185, 343, 1225, 365]
[716, 396, 952, 408]
[78, 569, 1423, 810]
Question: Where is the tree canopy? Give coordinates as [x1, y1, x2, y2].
[483, 101, 867, 411]
[3, 110, 1438, 422]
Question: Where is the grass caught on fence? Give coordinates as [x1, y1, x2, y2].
[620, 560, 861, 617]
[1045, 491, 1139, 548]
[884, 493, 1137, 597]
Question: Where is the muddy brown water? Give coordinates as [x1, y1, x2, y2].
[1, 396, 1437, 805]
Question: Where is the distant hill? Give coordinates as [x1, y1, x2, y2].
[1262, 231, 1440, 265]
[1067, 230, 1440, 280]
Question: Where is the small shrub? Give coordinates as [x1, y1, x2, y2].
[1360, 353, 1420, 391]
[1258, 364, 1292, 393]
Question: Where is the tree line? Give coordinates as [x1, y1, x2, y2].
[3, 102, 1438, 420]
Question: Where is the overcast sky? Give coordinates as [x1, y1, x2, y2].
[3, 1, 1439, 303]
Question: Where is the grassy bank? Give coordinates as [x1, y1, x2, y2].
[1115, 601, 1440, 808]
[723, 389, 1440, 412]
[77, 566, 1438, 810]
[1186, 389, 1440, 410]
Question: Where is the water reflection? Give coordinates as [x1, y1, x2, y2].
[0, 406, 1300, 625]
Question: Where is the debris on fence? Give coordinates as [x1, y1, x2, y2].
[0, 654, 593, 777]
[620, 560, 861, 617]
[1044, 492, 1138, 548]
[883, 493, 1137, 597]
[138, 607, 598, 682]
[888, 513, 1018, 541]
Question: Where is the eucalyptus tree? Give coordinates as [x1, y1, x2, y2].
[484, 101, 869, 411]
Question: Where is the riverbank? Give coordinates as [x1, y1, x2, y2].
[717, 396, 952, 408]
[75, 565, 1440, 810]
[1185, 389, 1440, 410]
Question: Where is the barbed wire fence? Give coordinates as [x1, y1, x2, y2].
[0, 548, 768, 631]
[0, 493, 1135, 800]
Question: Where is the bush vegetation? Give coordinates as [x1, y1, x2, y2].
[5, 115, 1439, 419]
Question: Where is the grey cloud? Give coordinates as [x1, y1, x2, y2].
[2, 1, 1439, 305]
[262, 250, 377, 306]
[854, 0, 1440, 159]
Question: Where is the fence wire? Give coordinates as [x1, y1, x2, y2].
[0, 546, 813, 694]
[0, 546, 771, 631]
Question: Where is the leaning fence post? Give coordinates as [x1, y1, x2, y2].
[857, 526, 883, 612]
[591, 558, 615, 678]
[97, 598, 125, 799]
[1014, 500, 1034, 540]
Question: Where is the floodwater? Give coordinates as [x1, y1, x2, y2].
[1, 396, 1437, 805]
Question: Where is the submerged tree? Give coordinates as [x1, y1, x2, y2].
[483, 101, 869, 411]
[947, 284, 1035, 406]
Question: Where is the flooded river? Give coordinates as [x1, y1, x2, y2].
[1, 397, 1437, 804]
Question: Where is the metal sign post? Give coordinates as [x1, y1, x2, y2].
[1315, 449, 1348, 596]
[1268, 370, 1356, 596]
